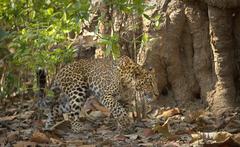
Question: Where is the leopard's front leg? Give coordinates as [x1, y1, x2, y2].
[99, 94, 131, 129]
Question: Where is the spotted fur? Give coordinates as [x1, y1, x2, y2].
[45, 56, 158, 132]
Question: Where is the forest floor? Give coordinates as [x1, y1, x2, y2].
[0, 95, 240, 147]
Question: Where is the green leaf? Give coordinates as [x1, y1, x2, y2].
[63, 11, 67, 21]
[30, 10, 36, 19]
[112, 43, 120, 59]
[47, 8, 54, 15]
[142, 33, 148, 43]
[143, 13, 151, 20]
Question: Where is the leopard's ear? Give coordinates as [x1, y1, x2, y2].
[145, 65, 155, 74]
[119, 56, 132, 67]
[149, 66, 156, 74]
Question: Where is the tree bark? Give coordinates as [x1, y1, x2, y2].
[185, 2, 213, 103]
[181, 23, 200, 99]
[163, 0, 192, 102]
[121, 0, 240, 111]
[233, 11, 240, 100]
[208, 6, 236, 114]
[204, 0, 240, 9]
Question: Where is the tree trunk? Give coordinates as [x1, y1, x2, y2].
[185, 2, 213, 103]
[234, 11, 240, 100]
[137, 0, 240, 112]
[181, 22, 200, 100]
[163, 0, 192, 102]
[208, 6, 237, 114]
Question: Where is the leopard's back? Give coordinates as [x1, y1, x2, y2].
[53, 58, 121, 99]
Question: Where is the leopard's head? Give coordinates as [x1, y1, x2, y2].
[134, 66, 159, 102]
[118, 56, 159, 102]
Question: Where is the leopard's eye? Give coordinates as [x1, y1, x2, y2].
[145, 78, 151, 83]
[136, 85, 141, 90]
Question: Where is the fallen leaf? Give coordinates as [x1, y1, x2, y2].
[138, 143, 154, 146]
[185, 109, 204, 123]
[0, 128, 7, 135]
[162, 142, 181, 147]
[224, 119, 240, 133]
[233, 133, 240, 144]
[152, 124, 171, 137]
[6, 108, 17, 114]
[30, 130, 50, 144]
[202, 137, 240, 147]
[13, 141, 37, 147]
[96, 139, 113, 146]
[0, 115, 16, 122]
[47, 120, 71, 132]
[84, 96, 97, 111]
[84, 97, 110, 116]
[179, 134, 192, 143]
[0, 134, 7, 144]
[191, 133, 202, 142]
[66, 140, 85, 145]
[162, 116, 195, 135]
[114, 135, 127, 141]
[158, 108, 180, 119]
[143, 128, 155, 137]
[97, 126, 112, 135]
[7, 131, 19, 143]
[18, 111, 34, 119]
[214, 131, 232, 143]
[197, 112, 216, 126]
[192, 131, 234, 145]
[32, 119, 44, 129]
[0, 131, 19, 144]
[78, 145, 96, 147]
[89, 111, 106, 119]
[124, 134, 139, 140]
[50, 137, 64, 145]
[21, 129, 33, 140]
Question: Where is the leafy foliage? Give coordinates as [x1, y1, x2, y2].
[99, 34, 120, 59]
[0, 0, 90, 97]
[0, 0, 148, 97]
[1, 0, 90, 67]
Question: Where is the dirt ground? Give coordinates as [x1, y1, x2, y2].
[1, 95, 240, 147]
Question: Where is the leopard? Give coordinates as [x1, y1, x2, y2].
[44, 55, 159, 133]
